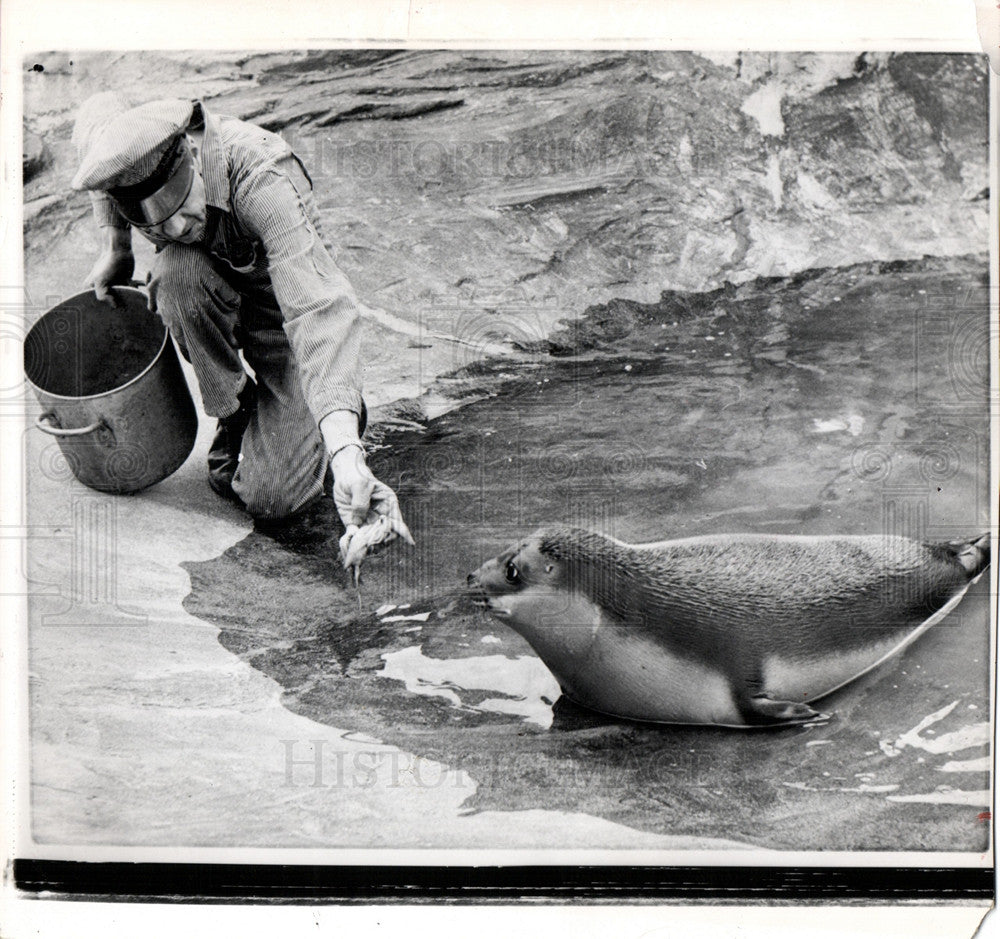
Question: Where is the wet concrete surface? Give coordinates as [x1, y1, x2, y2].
[185, 254, 992, 851]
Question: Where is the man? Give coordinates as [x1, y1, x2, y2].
[72, 92, 412, 566]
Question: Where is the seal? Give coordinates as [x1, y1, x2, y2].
[468, 528, 990, 727]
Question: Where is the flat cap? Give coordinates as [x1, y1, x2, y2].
[72, 97, 194, 191]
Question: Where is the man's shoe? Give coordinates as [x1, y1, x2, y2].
[207, 378, 257, 502]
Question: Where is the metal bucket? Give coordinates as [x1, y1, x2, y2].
[24, 286, 198, 494]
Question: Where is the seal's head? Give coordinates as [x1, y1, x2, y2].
[468, 527, 655, 704]
[467, 527, 622, 640]
[468, 530, 565, 621]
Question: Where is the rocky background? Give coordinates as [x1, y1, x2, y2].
[23, 50, 989, 407]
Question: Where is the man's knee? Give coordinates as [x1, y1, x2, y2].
[153, 243, 217, 294]
[233, 456, 325, 522]
[151, 244, 237, 326]
[239, 485, 298, 522]
[237, 483, 322, 523]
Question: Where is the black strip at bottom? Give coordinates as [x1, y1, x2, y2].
[12, 861, 996, 902]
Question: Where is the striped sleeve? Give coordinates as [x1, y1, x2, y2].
[89, 191, 130, 229]
[233, 156, 365, 424]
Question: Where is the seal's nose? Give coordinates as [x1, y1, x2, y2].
[466, 573, 478, 587]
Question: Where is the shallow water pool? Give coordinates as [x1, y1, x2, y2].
[185, 254, 992, 850]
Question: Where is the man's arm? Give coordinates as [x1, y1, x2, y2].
[234, 158, 366, 426]
[235, 156, 413, 555]
[83, 195, 135, 300]
[319, 410, 363, 460]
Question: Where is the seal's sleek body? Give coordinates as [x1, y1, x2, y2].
[468, 528, 990, 727]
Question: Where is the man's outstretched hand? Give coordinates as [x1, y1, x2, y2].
[330, 444, 415, 580]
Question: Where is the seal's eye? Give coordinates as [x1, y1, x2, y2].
[505, 561, 521, 584]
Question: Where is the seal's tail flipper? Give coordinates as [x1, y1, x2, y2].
[947, 532, 991, 580]
[936, 531, 991, 580]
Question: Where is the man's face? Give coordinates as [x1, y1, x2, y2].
[109, 134, 207, 242]
[147, 166, 206, 244]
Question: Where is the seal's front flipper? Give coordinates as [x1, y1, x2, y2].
[743, 694, 829, 727]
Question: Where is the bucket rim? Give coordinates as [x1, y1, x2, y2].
[24, 287, 172, 403]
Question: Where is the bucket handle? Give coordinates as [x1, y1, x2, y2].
[35, 412, 108, 438]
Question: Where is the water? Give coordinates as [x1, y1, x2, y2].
[186, 255, 992, 850]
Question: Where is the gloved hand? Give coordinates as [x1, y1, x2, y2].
[83, 246, 135, 303]
[331, 445, 415, 578]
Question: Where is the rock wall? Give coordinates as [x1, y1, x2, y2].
[22, 50, 989, 403]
